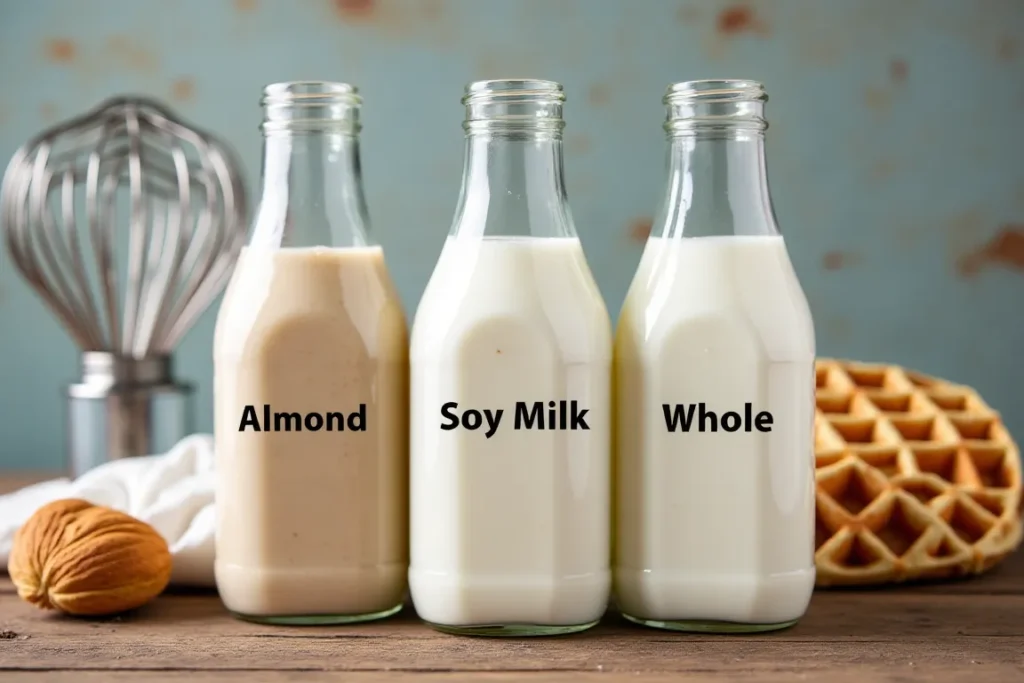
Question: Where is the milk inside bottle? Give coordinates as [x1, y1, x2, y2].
[614, 80, 816, 632]
[409, 79, 613, 636]
[214, 82, 409, 624]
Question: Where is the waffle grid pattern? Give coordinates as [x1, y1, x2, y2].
[814, 359, 1022, 586]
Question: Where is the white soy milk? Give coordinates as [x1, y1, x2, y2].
[410, 235, 612, 632]
[614, 235, 816, 628]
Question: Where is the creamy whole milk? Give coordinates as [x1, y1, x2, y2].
[615, 236, 816, 629]
[614, 79, 817, 632]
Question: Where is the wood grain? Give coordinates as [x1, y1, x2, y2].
[2, 580, 1023, 638]
[2, 670, 1024, 683]
[1, 474, 1022, 682]
[2, 672, 1020, 683]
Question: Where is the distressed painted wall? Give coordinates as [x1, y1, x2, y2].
[0, 0, 1022, 469]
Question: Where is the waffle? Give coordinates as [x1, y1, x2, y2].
[814, 359, 1022, 586]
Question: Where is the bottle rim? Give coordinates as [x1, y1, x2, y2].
[663, 79, 768, 135]
[260, 81, 363, 134]
[461, 79, 566, 135]
[463, 79, 565, 105]
[664, 79, 767, 104]
[261, 81, 362, 106]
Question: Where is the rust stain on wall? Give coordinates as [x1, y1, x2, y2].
[587, 83, 610, 107]
[171, 78, 196, 102]
[327, 0, 447, 42]
[105, 35, 158, 73]
[889, 59, 908, 84]
[822, 250, 862, 272]
[716, 5, 767, 36]
[997, 36, 1017, 61]
[233, 0, 258, 11]
[332, 0, 376, 21]
[957, 225, 1024, 277]
[628, 217, 654, 243]
[44, 38, 77, 64]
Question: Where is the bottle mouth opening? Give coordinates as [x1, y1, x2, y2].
[463, 79, 566, 105]
[262, 81, 362, 105]
[260, 81, 362, 133]
[462, 79, 565, 133]
[663, 79, 768, 135]
[664, 79, 767, 104]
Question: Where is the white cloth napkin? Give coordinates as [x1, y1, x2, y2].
[0, 434, 216, 587]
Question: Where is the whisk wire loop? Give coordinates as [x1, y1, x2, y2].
[1, 95, 248, 358]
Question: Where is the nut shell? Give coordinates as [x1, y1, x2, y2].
[7, 498, 172, 616]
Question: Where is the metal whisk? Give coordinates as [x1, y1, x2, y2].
[1, 96, 248, 476]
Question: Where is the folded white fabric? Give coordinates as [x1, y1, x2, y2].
[0, 434, 216, 587]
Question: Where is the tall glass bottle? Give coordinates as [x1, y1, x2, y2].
[213, 82, 408, 624]
[614, 80, 816, 632]
[409, 80, 612, 636]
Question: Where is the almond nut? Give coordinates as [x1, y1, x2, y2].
[7, 498, 172, 616]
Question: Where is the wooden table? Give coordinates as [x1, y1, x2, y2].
[1, 475, 1022, 682]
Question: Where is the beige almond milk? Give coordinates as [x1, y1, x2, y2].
[214, 245, 408, 622]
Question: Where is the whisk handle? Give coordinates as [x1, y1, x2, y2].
[66, 352, 194, 476]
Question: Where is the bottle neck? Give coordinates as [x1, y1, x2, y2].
[450, 131, 574, 239]
[250, 130, 371, 249]
[656, 130, 777, 240]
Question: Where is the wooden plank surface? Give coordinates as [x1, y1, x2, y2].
[1, 475, 1022, 682]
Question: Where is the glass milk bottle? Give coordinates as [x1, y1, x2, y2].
[213, 82, 408, 624]
[409, 80, 612, 636]
[614, 80, 816, 632]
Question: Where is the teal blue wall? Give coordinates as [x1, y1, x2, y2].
[1, 0, 1022, 469]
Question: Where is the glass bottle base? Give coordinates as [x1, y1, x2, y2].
[622, 613, 798, 634]
[424, 619, 600, 637]
[231, 601, 403, 626]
